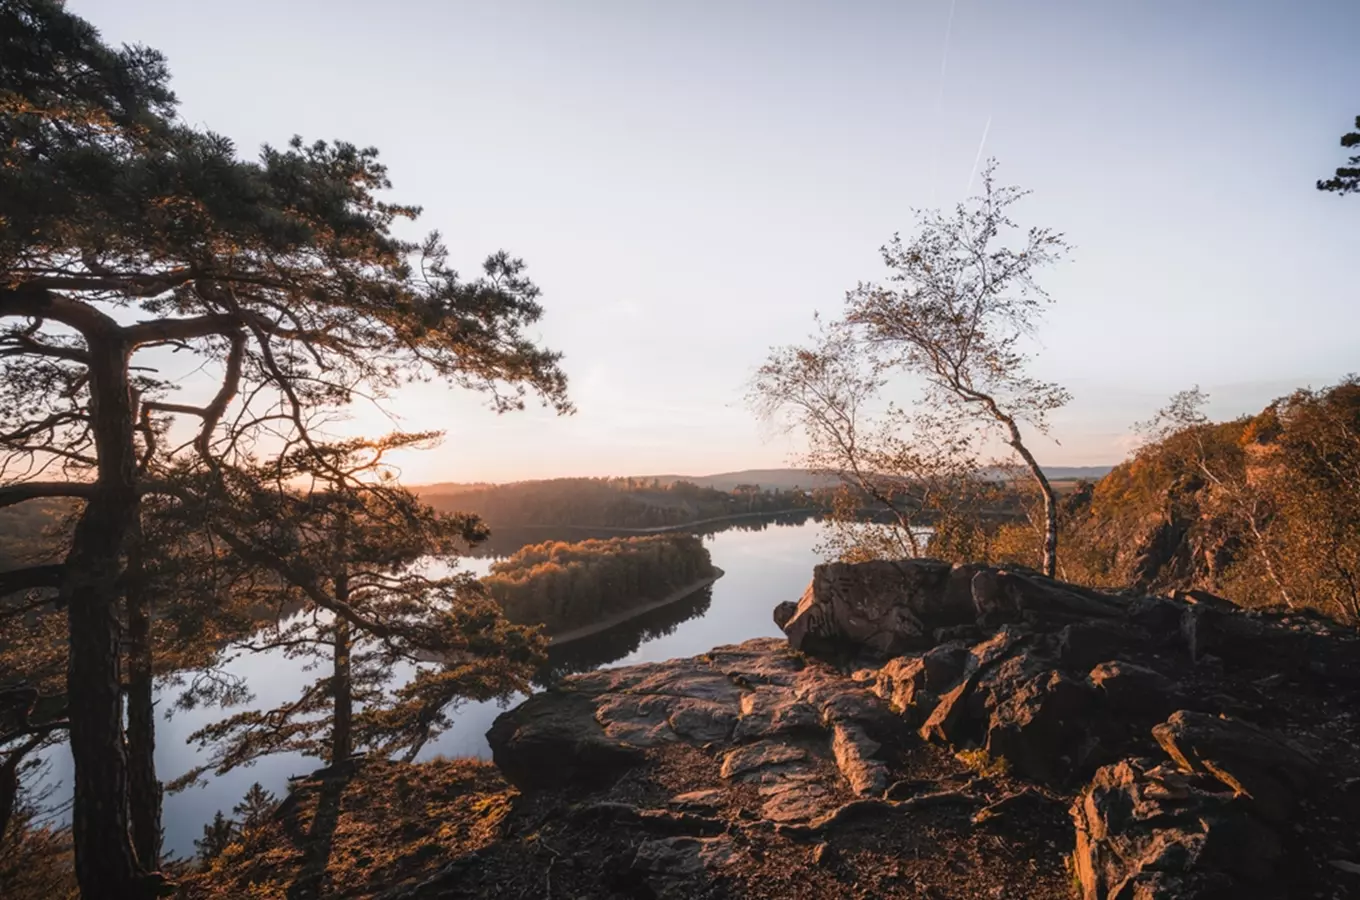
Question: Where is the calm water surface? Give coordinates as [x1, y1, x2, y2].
[42, 517, 830, 859]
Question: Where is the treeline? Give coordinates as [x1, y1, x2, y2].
[935, 381, 1360, 623]
[482, 534, 717, 634]
[423, 477, 818, 529]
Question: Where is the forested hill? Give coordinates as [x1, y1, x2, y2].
[989, 381, 1360, 623]
[417, 477, 818, 530]
[419, 466, 1115, 498]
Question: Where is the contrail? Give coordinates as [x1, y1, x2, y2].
[928, 0, 960, 208]
[965, 114, 992, 195]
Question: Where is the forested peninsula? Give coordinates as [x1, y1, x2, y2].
[481, 534, 719, 635]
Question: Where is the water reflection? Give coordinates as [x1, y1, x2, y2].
[38, 513, 829, 860]
[465, 510, 821, 558]
[537, 585, 715, 683]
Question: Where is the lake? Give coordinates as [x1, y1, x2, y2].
[38, 515, 830, 860]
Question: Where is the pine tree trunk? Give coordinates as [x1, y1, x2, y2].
[126, 514, 162, 870]
[64, 336, 148, 899]
[331, 569, 353, 765]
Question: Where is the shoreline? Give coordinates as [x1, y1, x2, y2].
[547, 567, 726, 647]
[489, 510, 818, 536]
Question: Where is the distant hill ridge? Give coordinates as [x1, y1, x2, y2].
[415, 466, 1114, 494]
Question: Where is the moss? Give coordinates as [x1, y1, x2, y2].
[954, 748, 1011, 778]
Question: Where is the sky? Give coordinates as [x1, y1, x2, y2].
[72, 0, 1359, 484]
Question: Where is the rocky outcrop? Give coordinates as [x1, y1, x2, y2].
[490, 638, 898, 829]
[482, 559, 1360, 899]
[1071, 757, 1284, 899]
[780, 559, 978, 655]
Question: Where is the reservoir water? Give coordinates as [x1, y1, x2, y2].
[40, 515, 830, 859]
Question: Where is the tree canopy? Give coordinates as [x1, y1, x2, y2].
[1317, 115, 1360, 196]
[1, 3, 570, 895]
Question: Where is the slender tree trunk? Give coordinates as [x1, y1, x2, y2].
[125, 514, 162, 870]
[330, 569, 353, 765]
[64, 335, 148, 899]
[1003, 425, 1058, 578]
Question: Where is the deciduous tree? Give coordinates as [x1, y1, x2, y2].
[840, 162, 1070, 575]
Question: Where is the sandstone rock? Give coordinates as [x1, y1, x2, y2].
[707, 638, 805, 687]
[732, 687, 819, 741]
[1071, 758, 1284, 899]
[920, 641, 971, 688]
[773, 600, 798, 630]
[780, 559, 975, 657]
[486, 691, 644, 789]
[758, 779, 835, 822]
[1053, 620, 1149, 670]
[917, 626, 1030, 746]
[631, 835, 739, 892]
[719, 740, 809, 781]
[870, 642, 970, 722]
[667, 697, 740, 744]
[971, 567, 1125, 625]
[831, 722, 888, 796]
[668, 789, 726, 811]
[1122, 594, 1188, 637]
[1152, 710, 1318, 823]
[981, 667, 1096, 783]
[1087, 660, 1177, 715]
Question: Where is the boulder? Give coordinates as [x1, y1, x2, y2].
[1071, 758, 1284, 899]
[971, 567, 1126, 625]
[1152, 710, 1319, 823]
[486, 690, 644, 789]
[981, 668, 1097, 783]
[1087, 660, 1177, 717]
[780, 559, 976, 657]
[1053, 620, 1149, 670]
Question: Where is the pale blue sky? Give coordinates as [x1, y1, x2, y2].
[75, 0, 1358, 482]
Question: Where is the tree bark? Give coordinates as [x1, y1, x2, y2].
[330, 569, 353, 765]
[1003, 424, 1059, 578]
[63, 334, 148, 898]
[125, 514, 162, 870]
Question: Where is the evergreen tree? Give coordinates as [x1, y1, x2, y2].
[0, 3, 569, 895]
[231, 783, 277, 834]
[170, 435, 548, 783]
[1317, 115, 1360, 195]
[193, 811, 236, 864]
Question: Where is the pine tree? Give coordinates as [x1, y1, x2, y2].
[169, 435, 548, 784]
[1, 4, 569, 895]
[193, 811, 236, 863]
[1317, 115, 1360, 195]
[231, 783, 277, 834]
